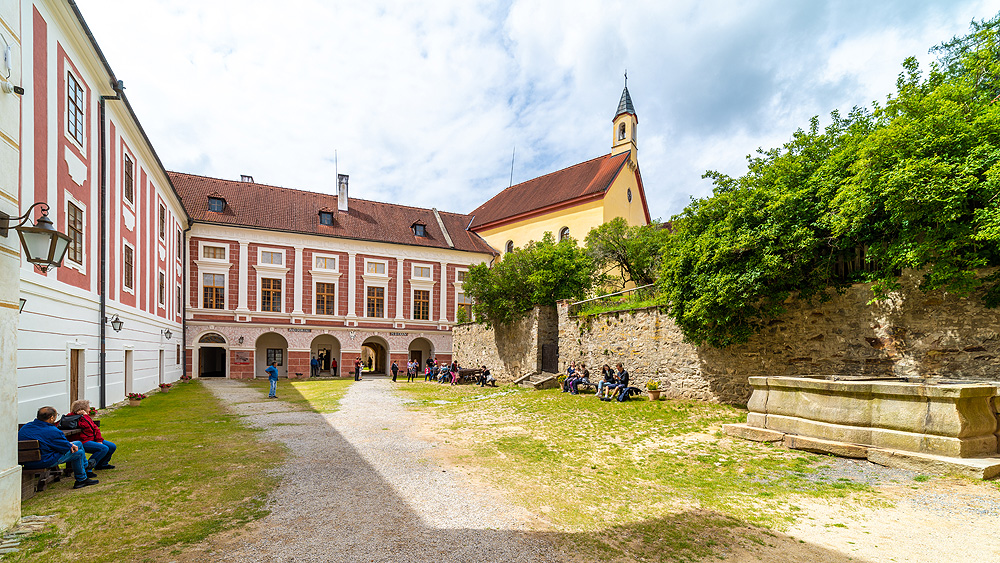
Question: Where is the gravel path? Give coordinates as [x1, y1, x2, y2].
[197, 379, 563, 562]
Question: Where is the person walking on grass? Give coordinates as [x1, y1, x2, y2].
[266, 361, 279, 398]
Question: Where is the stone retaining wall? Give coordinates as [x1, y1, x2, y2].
[453, 307, 548, 383]
[456, 270, 1000, 404]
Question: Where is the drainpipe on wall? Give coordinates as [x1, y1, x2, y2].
[98, 80, 124, 409]
[182, 220, 192, 376]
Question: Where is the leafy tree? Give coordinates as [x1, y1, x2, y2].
[464, 233, 595, 325]
[585, 217, 670, 290]
[659, 16, 1000, 347]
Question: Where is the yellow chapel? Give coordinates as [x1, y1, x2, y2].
[468, 84, 651, 254]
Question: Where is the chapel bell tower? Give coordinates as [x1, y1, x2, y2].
[611, 73, 638, 163]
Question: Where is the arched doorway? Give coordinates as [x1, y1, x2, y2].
[256, 332, 289, 378]
[361, 336, 388, 375]
[198, 332, 227, 378]
[407, 337, 434, 367]
[310, 335, 341, 376]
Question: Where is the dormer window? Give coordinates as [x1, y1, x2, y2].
[208, 196, 226, 213]
[411, 221, 427, 237]
[319, 211, 334, 226]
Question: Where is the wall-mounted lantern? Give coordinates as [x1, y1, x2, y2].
[106, 314, 124, 332]
[162, 329, 172, 340]
[0, 203, 72, 273]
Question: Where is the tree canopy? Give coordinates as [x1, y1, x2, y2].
[585, 217, 670, 290]
[464, 233, 595, 325]
[658, 15, 1000, 347]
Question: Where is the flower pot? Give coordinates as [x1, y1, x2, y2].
[160, 387, 169, 393]
[647, 389, 661, 401]
[128, 399, 141, 406]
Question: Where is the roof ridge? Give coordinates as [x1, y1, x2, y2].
[167, 170, 473, 217]
[471, 152, 612, 213]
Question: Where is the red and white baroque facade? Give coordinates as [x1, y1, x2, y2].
[15, 1, 186, 421]
[173, 172, 495, 381]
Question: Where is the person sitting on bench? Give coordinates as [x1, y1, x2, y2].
[479, 366, 496, 387]
[18, 406, 98, 489]
[569, 364, 590, 394]
[614, 363, 631, 402]
[597, 365, 616, 399]
[70, 400, 116, 471]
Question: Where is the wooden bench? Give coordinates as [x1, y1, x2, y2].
[18, 419, 100, 498]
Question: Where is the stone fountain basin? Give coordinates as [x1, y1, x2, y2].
[746, 376, 999, 458]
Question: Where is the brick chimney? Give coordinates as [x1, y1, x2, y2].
[337, 174, 349, 212]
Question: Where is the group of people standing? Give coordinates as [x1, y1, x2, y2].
[562, 362, 631, 402]
[309, 353, 338, 378]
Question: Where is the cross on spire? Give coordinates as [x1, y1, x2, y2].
[624, 69, 627, 88]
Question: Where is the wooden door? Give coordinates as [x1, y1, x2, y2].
[69, 350, 81, 404]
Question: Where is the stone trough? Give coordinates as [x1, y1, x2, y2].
[724, 375, 1000, 479]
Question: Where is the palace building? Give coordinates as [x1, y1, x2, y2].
[0, 0, 654, 522]
[171, 172, 494, 379]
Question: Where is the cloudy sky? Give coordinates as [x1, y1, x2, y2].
[76, 0, 1000, 221]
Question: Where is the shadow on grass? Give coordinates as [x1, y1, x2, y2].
[175, 379, 861, 563]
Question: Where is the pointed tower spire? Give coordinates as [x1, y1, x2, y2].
[611, 72, 638, 160]
[615, 71, 635, 119]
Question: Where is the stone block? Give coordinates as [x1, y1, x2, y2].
[722, 423, 784, 442]
[867, 449, 1000, 480]
[783, 434, 868, 458]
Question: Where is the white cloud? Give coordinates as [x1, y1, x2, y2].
[76, 0, 1000, 220]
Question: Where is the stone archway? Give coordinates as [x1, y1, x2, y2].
[311, 334, 341, 376]
[198, 332, 227, 378]
[256, 332, 289, 378]
[361, 336, 389, 375]
[407, 337, 434, 367]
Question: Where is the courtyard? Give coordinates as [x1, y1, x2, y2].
[7, 379, 1000, 562]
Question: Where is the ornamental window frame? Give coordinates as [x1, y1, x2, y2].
[254, 247, 288, 314]
[123, 151, 135, 206]
[122, 242, 135, 294]
[456, 291, 473, 320]
[310, 253, 342, 316]
[157, 270, 166, 308]
[202, 272, 226, 310]
[65, 197, 85, 270]
[408, 263, 436, 322]
[66, 69, 85, 149]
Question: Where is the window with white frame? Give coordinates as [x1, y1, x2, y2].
[260, 250, 283, 265]
[366, 260, 387, 275]
[457, 292, 473, 319]
[316, 282, 336, 315]
[123, 244, 134, 291]
[412, 264, 432, 279]
[366, 286, 384, 318]
[413, 290, 430, 320]
[158, 271, 166, 306]
[66, 202, 84, 265]
[202, 245, 226, 260]
[158, 204, 166, 240]
[456, 269, 467, 283]
[261, 278, 282, 312]
[124, 154, 135, 204]
[203, 273, 225, 309]
[315, 255, 337, 270]
[67, 71, 84, 146]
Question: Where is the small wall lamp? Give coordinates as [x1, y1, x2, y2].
[162, 329, 172, 340]
[19, 298, 25, 314]
[237, 336, 244, 345]
[106, 314, 124, 332]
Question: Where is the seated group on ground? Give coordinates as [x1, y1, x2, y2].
[18, 400, 117, 490]
[563, 362, 633, 402]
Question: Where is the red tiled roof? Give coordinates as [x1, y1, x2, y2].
[169, 172, 496, 255]
[469, 152, 630, 230]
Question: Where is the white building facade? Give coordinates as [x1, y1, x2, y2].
[14, 0, 186, 423]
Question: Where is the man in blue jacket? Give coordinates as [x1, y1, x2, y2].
[18, 406, 98, 489]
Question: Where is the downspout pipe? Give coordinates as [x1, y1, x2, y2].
[182, 220, 192, 377]
[98, 80, 123, 409]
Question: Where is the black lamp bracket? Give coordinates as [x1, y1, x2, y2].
[0, 202, 48, 238]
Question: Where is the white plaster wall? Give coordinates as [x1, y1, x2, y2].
[0, 0, 21, 532]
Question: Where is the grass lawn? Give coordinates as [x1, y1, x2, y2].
[244, 378, 353, 413]
[9, 380, 284, 563]
[398, 383, 875, 561]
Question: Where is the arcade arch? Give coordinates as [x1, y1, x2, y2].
[197, 332, 227, 378]
[256, 332, 289, 378]
[310, 335, 341, 376]
[407, 337, 434, 367]
[361, 336, 389, 375]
